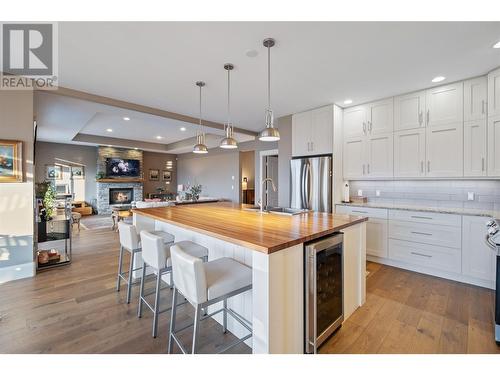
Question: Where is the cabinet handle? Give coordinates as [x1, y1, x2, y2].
[411, 251, 433, 258]
[367, 164, 370, 174]
[419, 111, 423, 126]
[482, 157, 485, 172]
[411, 231, 433, 236]
[363, 122, 367, 134]
[369, 121, 373, 132]
[411, 215, 433, 220]
[482, 100, 485, 115]
[426, 109, 430, 125]
[362, 164, 365, 175]
[311, 142, 313, 152]
[420, 161, 424, 173]
[427, 161, 430, 172]
[352, 210, 368, 214]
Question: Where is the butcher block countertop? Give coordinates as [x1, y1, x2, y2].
[133, 202, 367, 254]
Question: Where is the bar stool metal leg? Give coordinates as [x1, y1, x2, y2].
[116, 245, 124, 291]
[168, 287, 178, 354]
[222, 299, 227, 333]
[126, 250, 135, 304]
[192, 304, 201, 354]
[137, 263, 147, 318]
[152, 270, 162, 338]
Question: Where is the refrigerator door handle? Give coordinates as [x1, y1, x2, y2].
[306, 162, 312, 209]
[301, 162, 307, 209]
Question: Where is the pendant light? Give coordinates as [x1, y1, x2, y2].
[259, 38, 280, 142]
[220, 63, 238, 149]
[193, 81, 208, 154]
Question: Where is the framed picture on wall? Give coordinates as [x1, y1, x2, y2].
[71, 165, 85, 179]
[46, 165, 62, 180]
[0, 140, 23, 183]
[149, 169, 159, 181]
[162, 170, 171, 181]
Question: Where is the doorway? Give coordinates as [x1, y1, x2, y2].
[259, 150, 279, 208]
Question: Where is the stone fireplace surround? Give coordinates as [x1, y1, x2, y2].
[96, 146, 144, 214]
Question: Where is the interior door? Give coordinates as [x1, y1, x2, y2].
[368, 98, 394, 135]
[394, 90, 426, 131]
[394, 128, 426, 178]
[426, 125, 463, 177]
[265, 155, 279, 207]
[464, 120, 487, 177]
[366, 134, 393, 178]
[426, 82, 464, 128]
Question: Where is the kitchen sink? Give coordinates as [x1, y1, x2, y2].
[243, 206, 309, 216]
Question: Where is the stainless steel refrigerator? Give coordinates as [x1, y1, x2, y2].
[290, 155, 332, 213]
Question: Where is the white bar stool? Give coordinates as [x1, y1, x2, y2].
[116, 222, 174, 304]
[168, 244, 252, 354]
[138, 231, 209, 338]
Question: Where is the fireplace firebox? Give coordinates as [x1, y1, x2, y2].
[109, 188, 134, 205]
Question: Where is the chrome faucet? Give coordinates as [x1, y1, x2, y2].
[258, 177, 277, 213]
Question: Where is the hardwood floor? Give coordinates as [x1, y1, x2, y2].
[320, 262, 500, 354]
[0, 227, 498, 354]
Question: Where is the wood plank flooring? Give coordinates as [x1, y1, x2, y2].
[320, 262, 500, 354]
[0, 227, 498, 354]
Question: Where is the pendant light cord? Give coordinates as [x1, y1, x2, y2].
[267, 44, 271, 109]
[227, 68, 231, 128]
[199, 84, 202, 131]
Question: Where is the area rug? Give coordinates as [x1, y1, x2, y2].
[80, 215, 132, 230]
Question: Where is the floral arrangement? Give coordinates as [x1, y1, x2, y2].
[189, 184, 202, 201]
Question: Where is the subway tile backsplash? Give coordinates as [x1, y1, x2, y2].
[348, 180, 500, 211]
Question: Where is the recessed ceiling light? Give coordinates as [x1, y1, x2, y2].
[343, 99, 353, 105]
[493, 41, 500, 49]
[123, 117, 130, 121]
[106, 128, 113, 132]
[180, 127, 186, 131]
[156, 136, 163, 140]
[245, 49, 258, 58]
[431, 76, 446, 83]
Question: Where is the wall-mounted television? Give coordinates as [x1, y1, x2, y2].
[106, 158, 140, 177]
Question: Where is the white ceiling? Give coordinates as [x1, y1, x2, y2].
[55, 22, 500, 133]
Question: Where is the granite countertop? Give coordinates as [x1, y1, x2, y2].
[133, 202, 367, 254]
[336, 202, 500, 218]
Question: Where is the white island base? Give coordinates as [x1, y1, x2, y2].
[134, 213, 366, 354]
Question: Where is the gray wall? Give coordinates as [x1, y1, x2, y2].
[143, 151, 177, 196]
[0, 88, 35, 272]
[177, 115, 293, 205]
[35, 141, 98, 203]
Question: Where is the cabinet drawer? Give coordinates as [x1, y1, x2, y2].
[335, 205, 388, 219]
[389, 221, 461, 249]
[389, 239, 461, 274]
[388, 209, 461, 227]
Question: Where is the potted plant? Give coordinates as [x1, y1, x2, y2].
[189, 184, 202, 202]
[35, 181, 56, 242]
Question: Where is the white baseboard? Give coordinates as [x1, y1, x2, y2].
[0, 262, 36, 284]
[367, 255, 495, 290]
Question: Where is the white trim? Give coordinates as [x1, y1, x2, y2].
[0, 262, 36, 284]
[257, 149, 279, 207]
[367, 255, 495, 290]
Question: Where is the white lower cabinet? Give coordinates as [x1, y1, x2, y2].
[336, 205, 495, 289]
[462, 215, 496, 285]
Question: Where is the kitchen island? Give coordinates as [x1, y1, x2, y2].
[133, 202, 367, 354]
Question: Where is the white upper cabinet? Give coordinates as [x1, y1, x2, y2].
[311, 105, 333, 155]
[488, 67, 500, 117]
[464, 76, 487, 122]
[394, 128, 426, 178]
[343, 137, 366, 179]
[464, 120, 487, 177]
[366, 133, 393, 177]
[426, 82, 464, 128]
[343, 105, 367, 138]
[488, 115, 500, 177]
[292, 105, 333, 157]
[394, 91, 426, 132]
[426, 125, 463, 177]
[292, 110, 312, 157]
[367, 98, 394, 135]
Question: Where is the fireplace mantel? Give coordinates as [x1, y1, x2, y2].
[96, 178, 144, 183]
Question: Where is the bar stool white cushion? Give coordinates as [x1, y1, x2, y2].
[171, 241, 208, 259]
[204, 258, 252, 300]
[150, 230, 175, 244]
